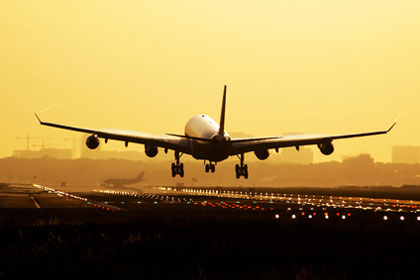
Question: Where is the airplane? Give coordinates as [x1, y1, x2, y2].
[102, 171, 144, 191]
[35, 85, 396, 179]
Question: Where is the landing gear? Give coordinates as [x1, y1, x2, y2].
[235, 153, 248, 179]
[171, 151, 184, 177]
[205, 161, 216, 173]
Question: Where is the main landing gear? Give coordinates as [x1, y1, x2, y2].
[235, 153, 248, 179]
[171, 151, 184, 177]
[205, 161, 216, 173]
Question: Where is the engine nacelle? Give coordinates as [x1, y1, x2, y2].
[254, 149, 270, 160]
[86, 134, 100, 150]
[145, 145, 158, 158]
[318, 142, 334, 155]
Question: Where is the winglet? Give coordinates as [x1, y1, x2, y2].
[387, 113, 400, 133]
[218, 85, 227, 136]
[387, 122, 397, 133]
[34, 113, 42, 124]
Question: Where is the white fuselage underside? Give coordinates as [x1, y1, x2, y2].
[184, 114, 231, 161]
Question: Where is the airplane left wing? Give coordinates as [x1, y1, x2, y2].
[230, 122, 396, 155]
[35, 114, 192, 154]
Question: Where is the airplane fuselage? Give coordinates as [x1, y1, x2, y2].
[185, 114, 232, 161]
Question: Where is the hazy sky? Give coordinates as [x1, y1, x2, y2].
[1, 1, 419, 162]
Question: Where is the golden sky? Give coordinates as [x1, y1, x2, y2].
[1, 0, 419, 162]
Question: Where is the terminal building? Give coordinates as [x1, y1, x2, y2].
[13, 148, 72, 159]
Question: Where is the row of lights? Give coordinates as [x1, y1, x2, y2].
[180, 188, 420, 213]
[34, 184, 117, 211]
[274, 213, 420, 222]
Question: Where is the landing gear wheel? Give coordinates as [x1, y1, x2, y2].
[210, 163, 215, 173]
[171, 163, 176, 177]
[171, 151, 184, 177]
[205, 164, 210, 173]
[235, 154, 249, 179]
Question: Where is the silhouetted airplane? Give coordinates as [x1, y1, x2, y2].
[102, 171, 144, 190]
[35, 85, 396, 179]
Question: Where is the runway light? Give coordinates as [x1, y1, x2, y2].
[341, 215, 346, 220]
[417, 216, 420, 221]
[275, 214, 279, 219]
[400, 216, 405, 221]
[291, 214, 296, 219]
[308, 215, 312, 219]
[301, 212, 305, 216]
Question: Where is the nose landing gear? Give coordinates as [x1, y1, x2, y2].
[235, 153, 248, 179]
[205, 161, 216, 173]
[171, 151, 184, 177]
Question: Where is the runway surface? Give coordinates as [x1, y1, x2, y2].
[2, 183, 420, 222]
[2, 182, 420, 279]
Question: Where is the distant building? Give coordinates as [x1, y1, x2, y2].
[392, 146, 420, 164]
[79, 135, 144, 160]
[277, 147, 313, 164]
[343, 154, 374, 168]
[13, 148, 72, 159]
[81, 150, 144, 160]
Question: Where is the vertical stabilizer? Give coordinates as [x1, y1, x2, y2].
[218, 85, 227, 136]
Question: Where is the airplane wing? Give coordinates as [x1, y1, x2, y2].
[35, 114, 192, 154]
[230, 122, 396, 155]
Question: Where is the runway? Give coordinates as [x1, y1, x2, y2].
[2, 182, 419, 223]
[2, 182, 420, 279]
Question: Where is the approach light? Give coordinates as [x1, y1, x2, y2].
[291, 214, 296, 219]
[275, 214, 279, 219]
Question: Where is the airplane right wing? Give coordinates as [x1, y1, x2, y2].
[230, 121, 396, 155]
[35, 114, 192, 154]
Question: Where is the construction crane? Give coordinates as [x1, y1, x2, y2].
[15, 134, 51, 150]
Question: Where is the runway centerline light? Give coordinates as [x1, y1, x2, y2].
[291, 214, 296, 219]
[275, 214, 279, 219]
[400, 216, 405, 221]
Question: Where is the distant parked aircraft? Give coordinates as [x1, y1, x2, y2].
[36, 85, 396, 179]
[102, 171, 144, 191]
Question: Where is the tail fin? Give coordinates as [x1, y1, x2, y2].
[218, 85, 227, 136]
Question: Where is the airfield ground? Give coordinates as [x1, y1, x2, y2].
[1, 183, 420, 279]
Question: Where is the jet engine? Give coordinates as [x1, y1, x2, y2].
[86, 134, 100, 150]
[318, 142, 334, 155]
[254, 149, 270, 160]
[145, 145, 158, 157]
